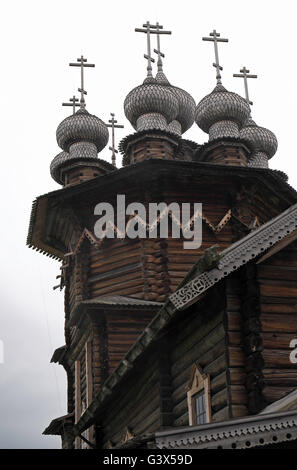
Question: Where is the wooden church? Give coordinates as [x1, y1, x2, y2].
[27, 24, 297, 449]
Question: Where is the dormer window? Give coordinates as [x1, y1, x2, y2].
[187, 363, 211, 426]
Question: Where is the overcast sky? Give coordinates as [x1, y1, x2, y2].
[1, 0, 297, 449]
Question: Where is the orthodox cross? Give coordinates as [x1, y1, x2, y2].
[106, 113, 124, 166]
[62, 95, 80, 114]
[153, 22, 172, 72]
[233, 66, 257, 106]
[202, 29, 228, 85]
[135, 21, 157, 77]
[69, 55, 95, 108]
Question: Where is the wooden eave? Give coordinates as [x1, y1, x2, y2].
[68, 296, 163, 328]
[27, 159, 297, 259]
[43, 412, 74, 436]
[51, 345, 66, 364]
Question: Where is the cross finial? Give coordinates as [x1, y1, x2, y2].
[62, 95, 80, 114]
[202, 29, 229, 85]
[153, 22, 172, 72]
[106, 113, 124, 167]
[233, 66, 257, 106]
[69, 55, 95, 108]
[135, 21, 160, 77]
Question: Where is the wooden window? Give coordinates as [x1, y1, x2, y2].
[187, 363, 211, 426]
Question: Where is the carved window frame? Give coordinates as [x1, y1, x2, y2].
[187, 363, 211, 426]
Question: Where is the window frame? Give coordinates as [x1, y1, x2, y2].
[187, 363, 211, 426]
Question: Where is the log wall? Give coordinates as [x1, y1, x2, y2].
[258, 241, 297, 405]
[168, 290, 230, 426]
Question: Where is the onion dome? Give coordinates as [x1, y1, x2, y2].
[50, 150, 114, 185]
[240, 117, 278, 168]
[50, 151, 69, 183]
[56, 108, 109, 153]
[195, 84, 250, 141]
[51, 107, 110, 185]
[155, 71, 196, 135]
[124, 77, 179, 132]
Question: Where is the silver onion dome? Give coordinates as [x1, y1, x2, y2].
[195, 84, 250, 134]
[50, 150, 114, 185]
[171, 86, 196, 133]
[124, 77, 179, 130]
[56, 108, 109, 152]
[50, 151, 69, 184]
[240, 117, 278, 159]
[155, 71, 196, 134]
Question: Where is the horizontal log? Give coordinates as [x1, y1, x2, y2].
[227, 330, 242, 346]
[263, 332, 297, 350]
[231, 385, 247, 405]
[262, 349, 295, 368]
[263, 368, 297, 386]
[263, 385, 296, 403]
[212, 387, 228, 413]
[231, 405, 248, 419]
[258, 265, 297, 281]
[260, 284, 297, 298]
[229, 367, 246, 385]
[228, 346, 245, 367]
[211, 405, 229, 423]
[261, 314, 297, 333]
[261, 303, 297, 314]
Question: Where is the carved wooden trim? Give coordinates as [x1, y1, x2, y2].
[187, 363, 211, 426]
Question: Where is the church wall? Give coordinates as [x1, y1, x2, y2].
[88, 240, 144, 299]
[100, 357, 160, 448]
[258, 241, 297, 405]
[168, 292, 230, 426]
[225, 277, 248, 418]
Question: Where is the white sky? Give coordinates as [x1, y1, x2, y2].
[1, 0, 297, 448]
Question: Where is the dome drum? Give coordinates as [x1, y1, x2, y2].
[121, 131, 180, 166]
[69, 141, 98, 160]
[136, 113, 168, 132]
[209, 120, 240, 141]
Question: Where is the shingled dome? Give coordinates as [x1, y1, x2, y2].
[195, 84, 250, 133]
[56, 108, 109, 152]
[50, 149, 114, 185]
[50, 151, 69, 184]
[155, 71, 196, 134]
[240, 117, 278, 159]
[124, 77, 179, 130]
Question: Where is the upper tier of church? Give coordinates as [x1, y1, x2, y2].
[50, 25, 279, 188]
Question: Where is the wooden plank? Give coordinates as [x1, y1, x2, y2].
[74, 360, 81, 449]
[263, 386, 296, 403]
[261, 314, 297, 333]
